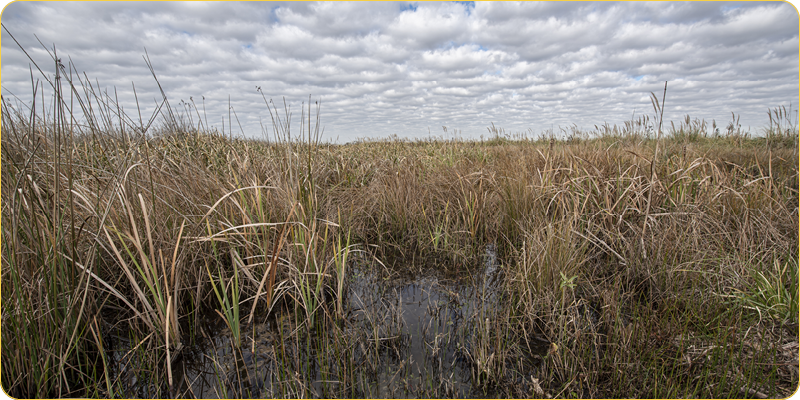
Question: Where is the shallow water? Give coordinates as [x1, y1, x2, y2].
[109, 244, 547, 398]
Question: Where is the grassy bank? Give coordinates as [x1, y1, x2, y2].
[1, 55, 798, 398]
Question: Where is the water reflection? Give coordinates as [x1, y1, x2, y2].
[109, 244, 545, 398]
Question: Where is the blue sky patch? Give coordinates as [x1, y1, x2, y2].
[401, 3, 418, 13]
[721, 4, 742, 12]
[270, 6, 280, 23]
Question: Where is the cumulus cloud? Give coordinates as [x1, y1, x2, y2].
[1, 1, 797, 142]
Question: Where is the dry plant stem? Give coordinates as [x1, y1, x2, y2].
[169, 220, 186, 346]
[642, 81, 668, 257]
[249, 202, 297, 323]
[165, 295, 173, 388]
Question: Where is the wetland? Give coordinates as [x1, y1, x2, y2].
[2, 55, 798, 398]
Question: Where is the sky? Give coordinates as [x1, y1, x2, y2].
[1, 1, 798, 143]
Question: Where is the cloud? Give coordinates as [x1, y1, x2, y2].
[1, 1, 797, 142]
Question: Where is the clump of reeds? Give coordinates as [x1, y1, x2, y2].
[0, 38, 358, 397]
